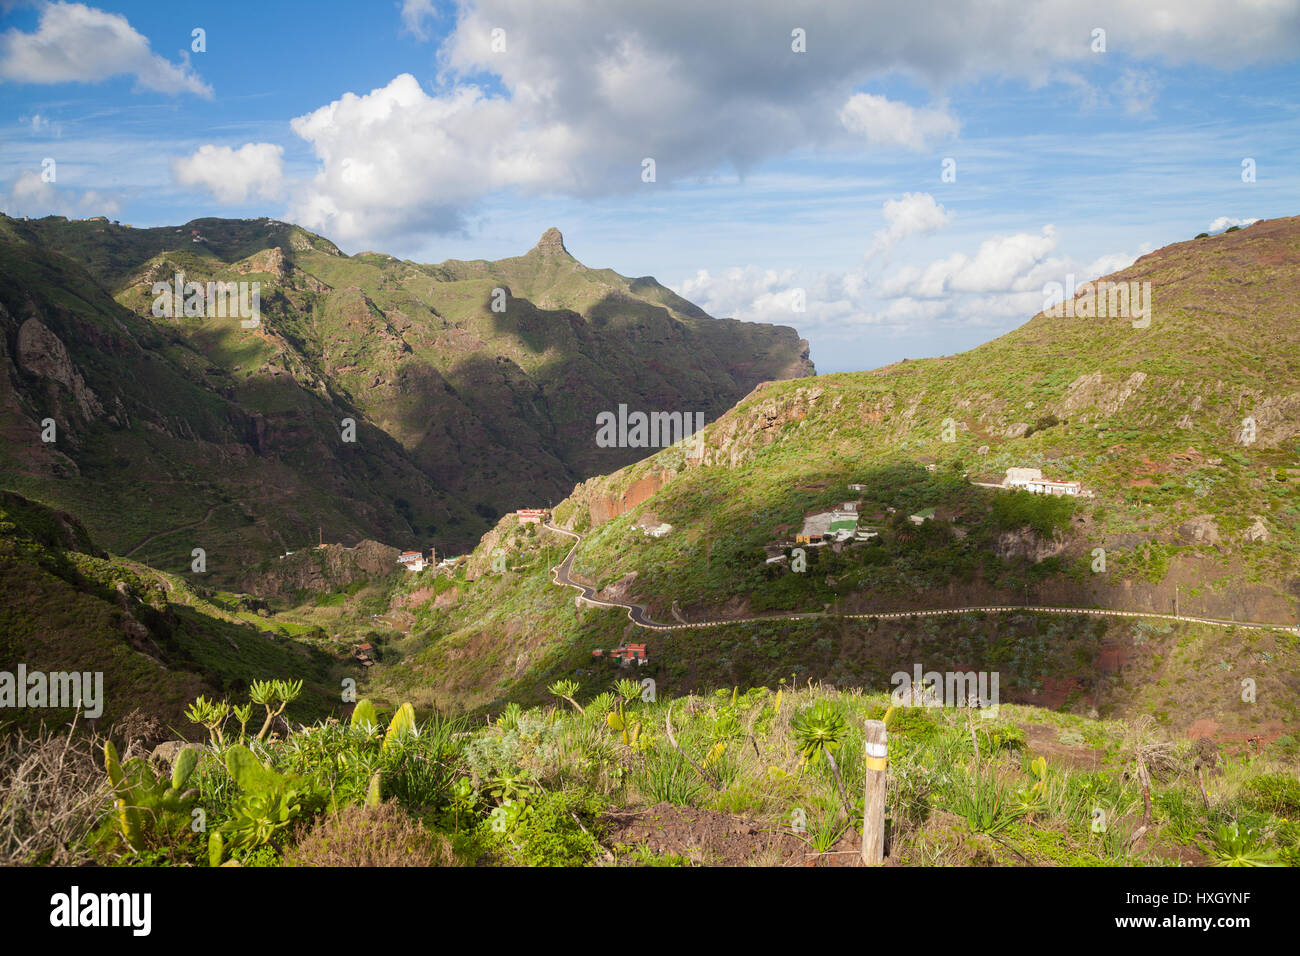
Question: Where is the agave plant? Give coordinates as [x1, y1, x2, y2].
[790, 700, 853, 814]
[1202, 823, 1282, 867]
[790, 700, 849, 764]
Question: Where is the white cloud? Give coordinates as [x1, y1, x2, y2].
[1113, 69, 1161, 115]
[399, 0, 440, 40]
[672, 218, 1149, 345]
[286, 74, 580, 241]
[1207, 216, 1259, 234]
[879, 227, 1060, 298]
[171, 143, 285, 204]
[839, 94, 960, 151]
[868, 193, 953, 259]
[0, 169, 121, 218]
[0, 2, 211, 97]
[285, 0, 1300, 245]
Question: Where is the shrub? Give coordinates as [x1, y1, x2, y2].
[284, 802, 456, 866]
[991, 490, 1075, 537]
[981, 723, 1027, 754]
[1238, 774, 1300, 817]
[0, 723, 109, 866]
[478, 790, 607, 866]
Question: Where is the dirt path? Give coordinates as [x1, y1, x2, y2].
[543, 522, 1299, 635]
[122, 505, 219, 558]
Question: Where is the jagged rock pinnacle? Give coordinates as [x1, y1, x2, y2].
[531, 227, 569, 256]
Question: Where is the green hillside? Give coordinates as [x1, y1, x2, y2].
[357, 218, 1300, 744]
[0, 215, 810, 586]
[0, 492, 347, 735]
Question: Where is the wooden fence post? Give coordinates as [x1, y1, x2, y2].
[862, 719, 887, 865]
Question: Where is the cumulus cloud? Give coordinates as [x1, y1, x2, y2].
[839, 94, 959, 151]
[878, 227, 1061, 299]
[279, 0, 1300, 244]
[867, 193, 953, 259]
[0, 169, 121, 218]
[172, 143, 285, 204]
[286, 74, 576, 240]
[672, 214, 1147, 346]
[0, 2, 211, 97]
[1208, 216, 1259, 233]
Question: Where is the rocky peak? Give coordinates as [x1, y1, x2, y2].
[529, 227, 570, 257]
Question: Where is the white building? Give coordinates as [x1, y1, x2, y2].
[1003, 467, 1043, 488]
[1003, 467, 1081, 496]
[397, 551, 426, 572]
[1025, 478, 1081, 496]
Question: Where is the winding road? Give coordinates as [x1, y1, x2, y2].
[544, 521, 1299, 635]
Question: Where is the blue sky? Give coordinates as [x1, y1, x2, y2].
[2, 0, 1298, 373]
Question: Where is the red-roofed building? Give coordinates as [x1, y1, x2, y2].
[397, 550, 425, 571]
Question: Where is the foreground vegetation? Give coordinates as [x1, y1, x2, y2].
[4, 681, 1297, 867]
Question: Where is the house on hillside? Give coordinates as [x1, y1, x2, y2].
[592, 643, 648, 666]
[1004, 467, 1044, 488]
[397, 550, 426, 572]
[796, 512, 832, 544]
[1027, 478, 1082, 496]
[909, 507, 936, 525]
[1003, 467, 1083, 496]
[516, 508, 549, 524]
[796, 503, 861, 544]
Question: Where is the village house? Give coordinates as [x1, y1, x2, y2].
[1002, 467, 1082, 496]
[796, 502, 861, 544]
[396, 550, 426, 572]
[592, 643, 648, 666]
[516, 508, 549, 524]
[795, 512, 832, 544]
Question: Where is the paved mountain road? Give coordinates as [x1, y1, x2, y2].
[544, 521, 1298, 635]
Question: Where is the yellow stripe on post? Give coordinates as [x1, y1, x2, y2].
[862, 719, 887, 865]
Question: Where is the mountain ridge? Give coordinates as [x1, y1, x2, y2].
[0, 214, 812, 585]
